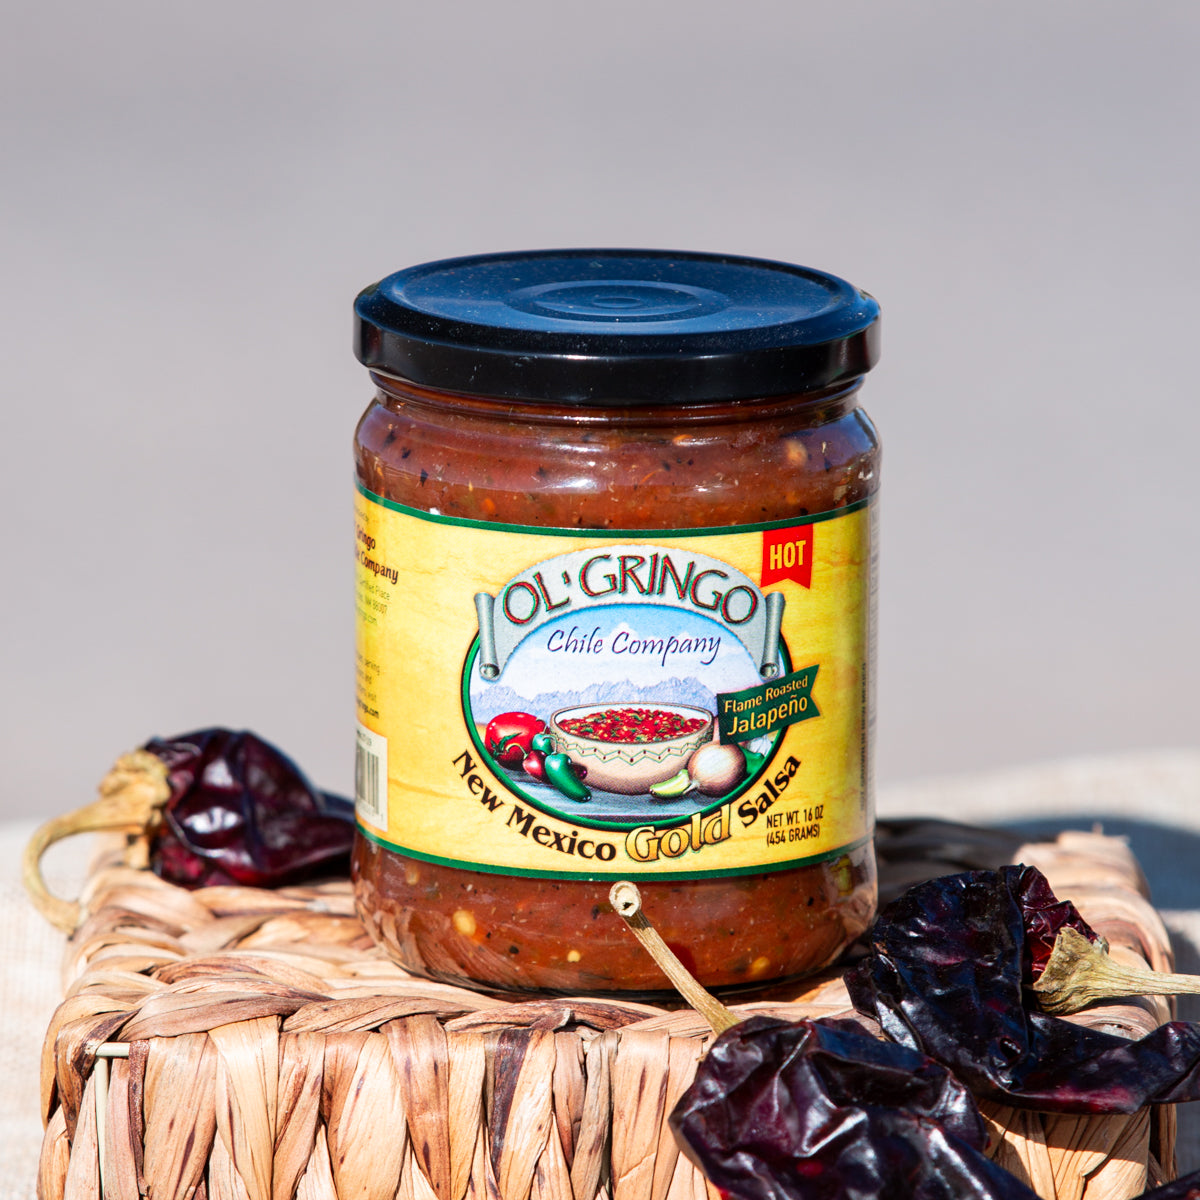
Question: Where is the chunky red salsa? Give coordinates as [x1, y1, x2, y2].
[352, 377, 879, 995]
[558, 708, 708, 743]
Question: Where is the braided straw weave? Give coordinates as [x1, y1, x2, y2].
[36, 824, 1179, 1200]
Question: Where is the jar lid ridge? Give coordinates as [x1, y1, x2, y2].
[354, 248, 880, 405]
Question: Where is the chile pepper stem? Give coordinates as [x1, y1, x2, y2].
[609, 881, 740, 1035]
[1033, 925, 1200, 1014]
[21, 751, 171, 933]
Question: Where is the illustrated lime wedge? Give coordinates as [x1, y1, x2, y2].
[650, 768, 694, 798]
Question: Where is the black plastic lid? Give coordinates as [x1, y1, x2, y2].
[354, 249, 879, 405]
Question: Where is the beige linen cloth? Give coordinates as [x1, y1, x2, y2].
[3, 750, 1199, 1198]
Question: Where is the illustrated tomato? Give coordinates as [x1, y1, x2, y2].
[484, 712, 547, 766]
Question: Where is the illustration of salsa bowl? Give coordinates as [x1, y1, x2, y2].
[548, 703, 715, 795]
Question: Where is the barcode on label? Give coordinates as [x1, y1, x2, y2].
[355, 724, 388, 829]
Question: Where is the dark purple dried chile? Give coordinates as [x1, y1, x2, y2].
[847, 866, 1200, 1113]
[1014, 864, 1101, 978]
[146, 728, 354, 888]
[670, 1015, 1039, 1200]
[1138, 1172, 1200, 1199]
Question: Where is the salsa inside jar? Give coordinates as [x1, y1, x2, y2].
[351, 250, 880, 995]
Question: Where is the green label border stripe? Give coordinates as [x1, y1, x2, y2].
[356, 825, 872, 882]
[356, 479, 871, 538]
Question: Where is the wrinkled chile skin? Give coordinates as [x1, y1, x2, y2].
[673, 1012, 1200, 1199]
[148, 728, 355, 888]
[847, 866, 1200, 1114]
[352, 377, 880, 994]
[670, 1016, 1040, 1200]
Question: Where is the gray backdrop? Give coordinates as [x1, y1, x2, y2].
[3, 1, 1197, 819]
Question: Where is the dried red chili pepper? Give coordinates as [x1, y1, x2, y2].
[1138, 1174, 1200, 1199]
[615, 880, 1200, 1200]
[146, 728, 354, 888]
[1013, 863, 1101, 978]
[846, 866, 1200, 1113]
[670, 1015, 1040, 1200]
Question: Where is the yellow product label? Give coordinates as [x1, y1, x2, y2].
[354, 484, 876, 881]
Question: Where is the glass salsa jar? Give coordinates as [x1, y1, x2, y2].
[351, 250, 880, 995]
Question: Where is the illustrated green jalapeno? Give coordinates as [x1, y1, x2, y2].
[543, 753, 591, 802]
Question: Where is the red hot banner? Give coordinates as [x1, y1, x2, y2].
[761, 524, 814, 589]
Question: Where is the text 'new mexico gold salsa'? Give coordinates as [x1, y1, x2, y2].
[351, 249, 881, 994]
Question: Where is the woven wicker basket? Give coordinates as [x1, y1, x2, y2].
[34, 820, 1180, 1200]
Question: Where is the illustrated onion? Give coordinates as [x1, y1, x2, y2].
[688, 743, 746, 796]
